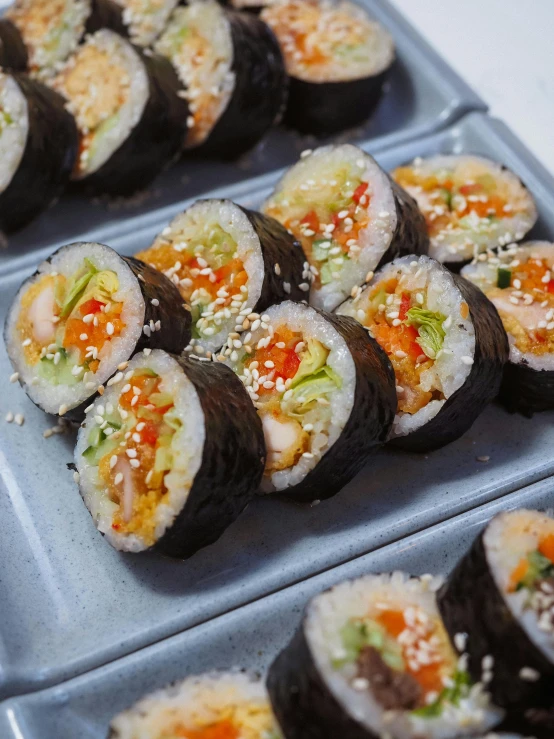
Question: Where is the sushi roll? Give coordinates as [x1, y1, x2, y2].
[113, 0, 180, 46]
[267, 572, 503, 739]
[5, 0, 126, 80]
[109, 671, 282, 737]
[261, 0, 395, 135]
[155, 0, 287, 157]
[0, 71, 77, 234]
[135, 199, 307, 355]
[393, 156, 538, 268]
[462, 242, 554, 416]
[225, 300, 396, 502]
[52, 29, 189, 196]
[263, 144, 429, 312]
[5, 242, 191, 421]
[75, 350, 265, 558]
[438, 509, 554, 713]
[0, 19, 28, 71]
[337, 255, 509, 453]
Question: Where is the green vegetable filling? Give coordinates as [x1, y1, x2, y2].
[333, 619, 405, 672]
[515, 550, 554, 592]
[497, 267, 512, 289]
[412, 669, 472, 718]
[406, 307, 447, 360]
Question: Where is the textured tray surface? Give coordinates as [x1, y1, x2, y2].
[0, 113, 553, 700]
[1, 478, 552, 739]
[0, 0, 485, 274]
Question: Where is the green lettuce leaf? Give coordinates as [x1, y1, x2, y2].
[406, 307, 447, 359]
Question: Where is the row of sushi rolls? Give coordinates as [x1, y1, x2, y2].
[2, 2, 554, 739]
[0, 0, 396, 233]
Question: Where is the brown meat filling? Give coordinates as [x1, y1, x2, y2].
[357, 646, 423, 711]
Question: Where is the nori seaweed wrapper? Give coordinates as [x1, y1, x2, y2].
[0, 73, 77, 234]
[75, 49, 188, 197]
[438, 527, 554, 711]
[283, 69, 391, 136]
[279, 311, 396, 504]
[498, 705, 554, 739]
[189, 8, 287, 158]
[86, 0, 128, 36]
[391, 275, 509, 453]
[153, 355, 265, 559]
[377, 176, 430, 271]
[498, 361, 554, 417]
[268, 614, 377, 739]
[239, 205, 307, 306]
[0, 19, 28, 72]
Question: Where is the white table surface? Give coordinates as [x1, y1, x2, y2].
[391, 0, 554, 177]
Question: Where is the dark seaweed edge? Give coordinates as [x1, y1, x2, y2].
[86, 0, 128, 36]
[75, 47, 188, 197]
[239, 205, 307, 306]
[268, 621, 377, 739]
[0, 19, 28, 71]
[153, 355, 265, 559]
[188, 8, 288, 158]
[498, 357, 554, 417]
[391, 272, 509, 453]
[438, 524, 554, 710]
[277, 310, 396, 503]
[0, 74, 77, 234]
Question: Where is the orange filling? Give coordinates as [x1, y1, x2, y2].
[253, 328, 302, 396]
[63, 297, 124, 373]
[136, 244, 247, 306]
[508, 534, 554, 592]
[365, 278, 447, 414]
[102, 373, 175, 543]
[377, 609, 447, 697]
[172, 721, 239, 739]
[393, 168, 509, 239]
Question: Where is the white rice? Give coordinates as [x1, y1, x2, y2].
[109, 671, 278, 738]
[227, 301, 356, 492]
[156, 199, 265, 354]
[5, 242, 144, 415]
[462, 241, 554, 372]
[262, 0, 394, 83]
[306, 572, 501, 739]
[0, 72, 28, 194]
[117, 0, 180, 47]
[7, 0, 90, 79]
[155, 0, 235, 147]
[485, 509, 554, 664]
[338, 255, 475, 438]
[395, 155, 537, 264]
[53, 29, 149, 177]
[75, 350, 205, 553]
[263, 144, 397, 312]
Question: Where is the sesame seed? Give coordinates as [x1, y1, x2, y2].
[129, 459, 140, 469]
[5, 412, 13, 423]
[73, 471, 80, 484]
[22, 338, 32, 347]
[110, 455, 118, 469]
[106, 322, 114, 336]
[461, 356, 474, 365]
[114, 472, 123, 485]
[126, 449, 137, 458]
[477, 455, 490, 463]
[14, 413, 24, 426]
[151, 298, 159, 307]
[9, 372, 19, 383]
[519, 667, 540, 682]
[58, 404, 68, 416]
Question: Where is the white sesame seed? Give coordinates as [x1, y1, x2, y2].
[461, 356, 474, 365]
[519, 667, 540, 682]
[22, 338, 32, 347]
[5, 412, 13, 423]
[110, 455, 118, 469]
[9, 372, 19, 383]
[106, 322, 114, 336]
[151, 298, 159, 307]
[129, 459, 140, 469]
[73, 471, 80, 484]
[114, 472, 124, 485]
[126, 449, 137, 458]
[14, 413, 24, 426]
[58, 404, 68, 416]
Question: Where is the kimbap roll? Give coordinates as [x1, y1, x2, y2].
[5, 0, 125, 80]
[225, 300, 396, 501]
[0, 71, 77, 234]
[109, 671, 282, 738]
[5, 242, 191, 421]
[75, 350, 265, 558]
[263, 144, 429, 311]
[155, 0, 287, 157]
[462, 242, 554, 416]
[136, 199, 307, 355]
[267, 572, 502, 739]
[262, 0, 395, 135]
[393, 156, 538, 268]
[338, 255, 509, 452]
[52, 29, 188, 196]
[0, 18, 28, 71]
[438, 509, 554, 712]
[114, 0, 180, 46]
